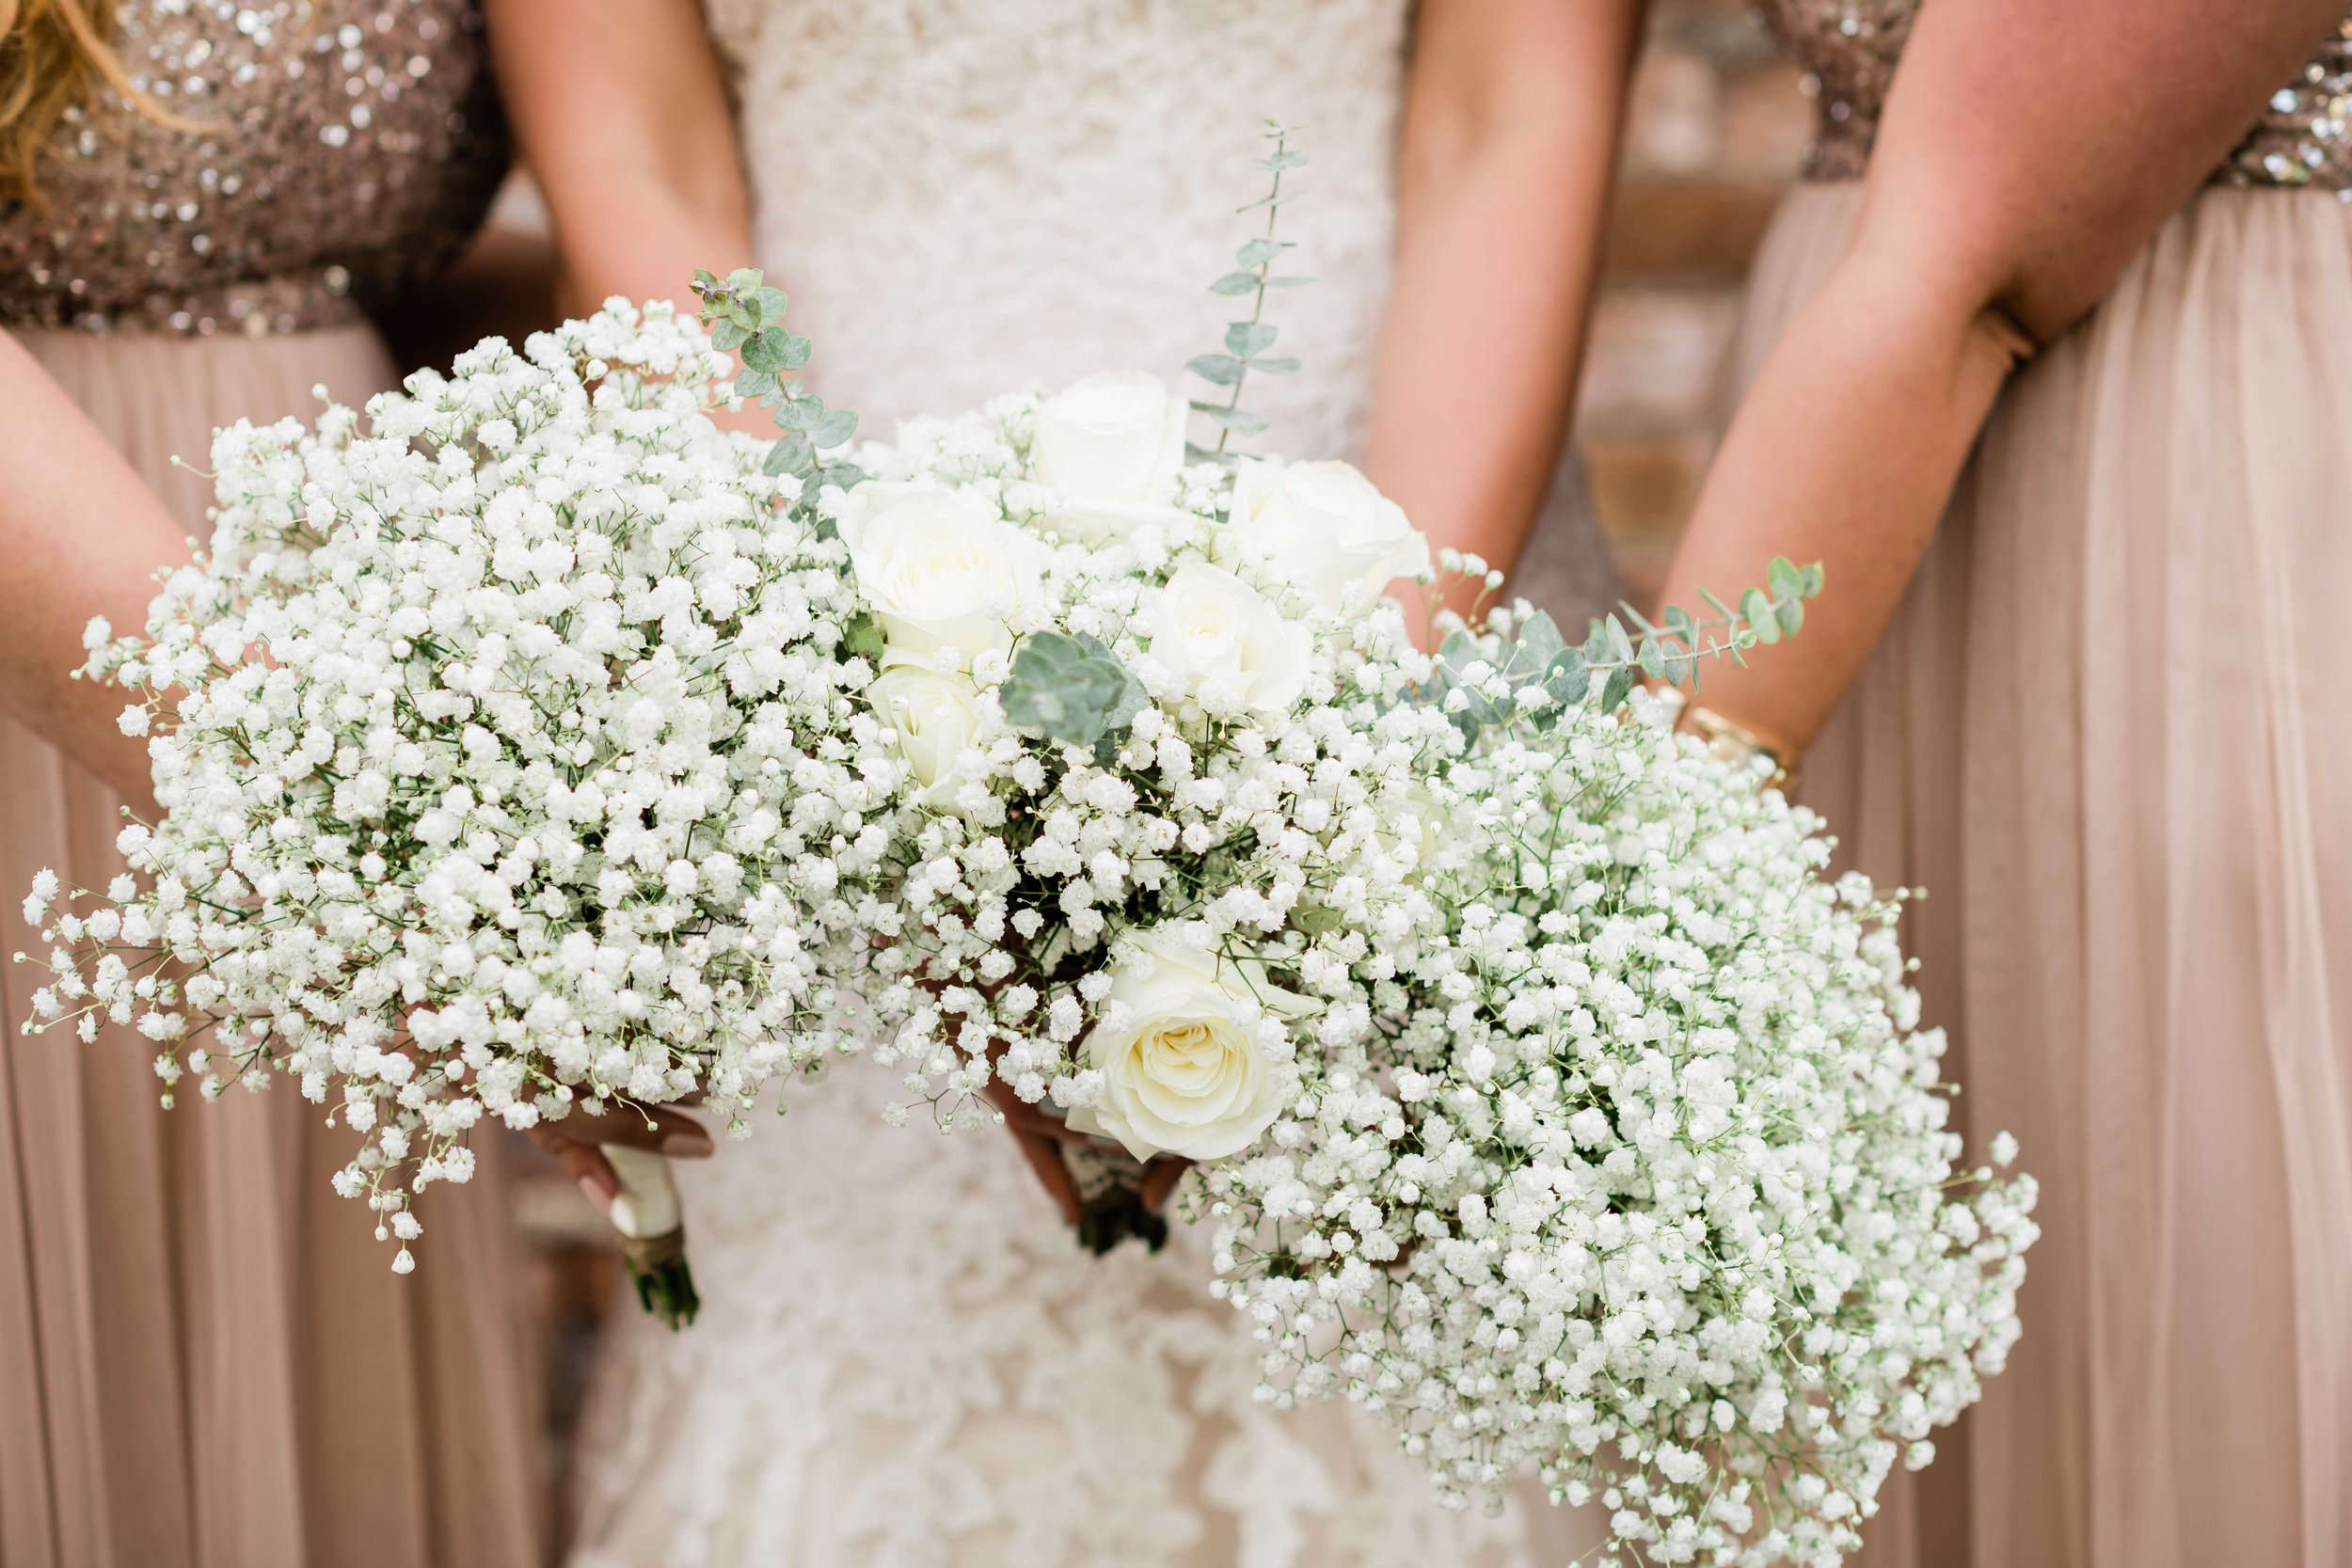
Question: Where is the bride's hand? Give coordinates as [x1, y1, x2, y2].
[528, 1097, 713, 1219]
[978, 1076, 1190, 1225]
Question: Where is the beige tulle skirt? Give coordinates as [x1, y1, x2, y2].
[1733, 182, 2352, 1568]
[0, 327, 541, 1567]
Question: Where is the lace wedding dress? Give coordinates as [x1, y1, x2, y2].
[564, 5, 1605, 1565]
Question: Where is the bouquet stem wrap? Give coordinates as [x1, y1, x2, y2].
[1059, 1141, 1167, 1257]
[603, 1146, 698, 1330]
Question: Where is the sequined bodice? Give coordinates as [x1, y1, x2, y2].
[1757, 2, 2352, 189]
[0, 0, 505, 335]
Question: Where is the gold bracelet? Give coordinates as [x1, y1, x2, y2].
[1681, 704, 1795, 788]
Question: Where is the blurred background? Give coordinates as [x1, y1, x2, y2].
[498, 0, 1815, 1542]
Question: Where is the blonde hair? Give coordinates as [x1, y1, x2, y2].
[0, 0, 185, 203]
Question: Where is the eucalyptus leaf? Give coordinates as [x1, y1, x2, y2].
[1186, 353, 1247, 386]
[1438, 630, 1509, 725]
[1742, 588, 1782, 645]
[1775, 597, 1804, 638]
[1263, 276, 1316, 289]
[1249, 356, 1300, 374]
[844, 612, 886, 664]
[1190, 404, 1269, 436]
[741, 328, 790, 372]
[1513, 610, 1566, 677]
[710, 319, 749, 353]
[752, 285, 789, 326]
[1225, 321, 1278, 357]
[1598, 666, 1634, 713]
[1542, 647, 1589, 707]
[1000, 632, 1148, 746]
[767, 433, 815, 477]
[1209, 271, 1261, 296]
[811, 408, 859, 449]
[1768, 556, 1803, 603]
[1605, 614, 1634, 663]
[733, 367, 778, 402]
[1293, 906, 1344, 936]
[818, 461, 866, 492]
[1235, 237, 1286, 268]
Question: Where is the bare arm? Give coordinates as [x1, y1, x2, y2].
[0, 332, 188, 806]
[1366, 0, 1645, 610]
[1654, 0, 2345, 756]
[485, 0, 753, 317]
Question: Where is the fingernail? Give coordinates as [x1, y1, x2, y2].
[576, 1175, 611, 1213]
[662, 1132, 714, 1159]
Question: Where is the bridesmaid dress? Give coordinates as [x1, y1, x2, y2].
[1738, 8, 2352, 1568]
[0, 6, 540, 1566]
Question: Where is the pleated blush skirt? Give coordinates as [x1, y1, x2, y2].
[1734, 182, 2352, 1568]
[0, 325, 542, 1568]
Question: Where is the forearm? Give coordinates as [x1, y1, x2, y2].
[485, 0, 754, 316]
[1365, 124, 1613, 586]
[1656, 0, 2344, 759]
[0, 332, 187, 805]
[1651, 254, 2018, 756]
[548, 183, 753, 320]
[1365, 0, 1643, 622]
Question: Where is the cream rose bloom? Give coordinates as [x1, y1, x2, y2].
[1225, 457, 1432, 615]
[1066, 927, 1299, 1163]
[834, 483, 1049, 662]
[1026, 371, 1195, 544]
[866, 657, 987, 806]
[1145, 562, 1311, 719]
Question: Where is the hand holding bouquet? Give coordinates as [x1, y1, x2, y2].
[20, 302, 908, 1325]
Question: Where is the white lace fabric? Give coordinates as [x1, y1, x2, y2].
[565, 4, 1601, 1562]
[707, 0, 1405, 460]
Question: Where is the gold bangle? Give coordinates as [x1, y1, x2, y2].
[1682, 704, 1794, 787]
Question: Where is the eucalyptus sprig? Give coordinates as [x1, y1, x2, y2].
[1425, 557, 1825, 742]
[690, 267, 864, 494]
[1185, 121, 1312, 461]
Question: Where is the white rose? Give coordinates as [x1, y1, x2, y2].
[1067, 927, 1302, 1163]
[1027, 371, 1194, 543]
[867, 657, 988, 806]
[1225, 457, 1432, 615]
[834, 483, 1049, 662]
[1145, 562, 1311, 719]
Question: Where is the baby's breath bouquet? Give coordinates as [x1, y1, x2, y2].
[19, 300, 905, 1325]
[1198, 599, 2040, 1564]
[817, 362, 1442, 1246]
